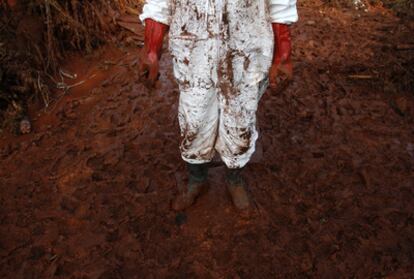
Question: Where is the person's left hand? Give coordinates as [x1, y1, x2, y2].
[269, 23, 293, 91]
[269, 55, 293, 91]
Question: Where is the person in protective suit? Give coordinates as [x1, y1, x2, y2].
[139, 0, 298, 210]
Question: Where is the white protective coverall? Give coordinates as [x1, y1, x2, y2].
[140, 0, 298, 169]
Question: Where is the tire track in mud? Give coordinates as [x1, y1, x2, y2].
[1, 3, 414, 278]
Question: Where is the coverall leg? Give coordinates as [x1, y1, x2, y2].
[169, 0, 274, 169]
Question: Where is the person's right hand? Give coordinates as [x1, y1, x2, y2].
[139, 18, 169, 89]
[139, 48, 160, 88]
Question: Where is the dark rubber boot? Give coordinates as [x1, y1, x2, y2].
[226, 168, 250, 210]
[172, 163, 209, 211]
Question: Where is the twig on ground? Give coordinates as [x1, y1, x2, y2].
[348, 74, 374, 79]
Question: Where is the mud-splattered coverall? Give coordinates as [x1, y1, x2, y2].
[140, 0, 298, 168]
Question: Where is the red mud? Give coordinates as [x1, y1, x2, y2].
[1, 3, 414, 278]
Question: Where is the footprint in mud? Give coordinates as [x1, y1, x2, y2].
[60, 195, 80, 214]
[86, 155, 105, 171]
[175, 212, 187, 226]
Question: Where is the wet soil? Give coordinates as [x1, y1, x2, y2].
[1, 2, 414, 278]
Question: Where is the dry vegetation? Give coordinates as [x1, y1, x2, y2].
[0, 0, 142, 133]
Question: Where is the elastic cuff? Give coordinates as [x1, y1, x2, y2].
[139, 15, 170, 26]
[181, 155, 212, 165]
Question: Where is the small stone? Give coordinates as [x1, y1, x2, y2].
[395, 96, 407, 114]
[19, 118, 31, 134]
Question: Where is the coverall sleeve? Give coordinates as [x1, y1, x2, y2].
[269, 0, 298, 24]
[139, 0, 171, 26]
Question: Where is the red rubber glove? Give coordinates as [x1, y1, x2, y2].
[269, 23, 293, 90]
[139, 19, 169, 88]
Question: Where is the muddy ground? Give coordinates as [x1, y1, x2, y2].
[1, 2, 414, 278]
